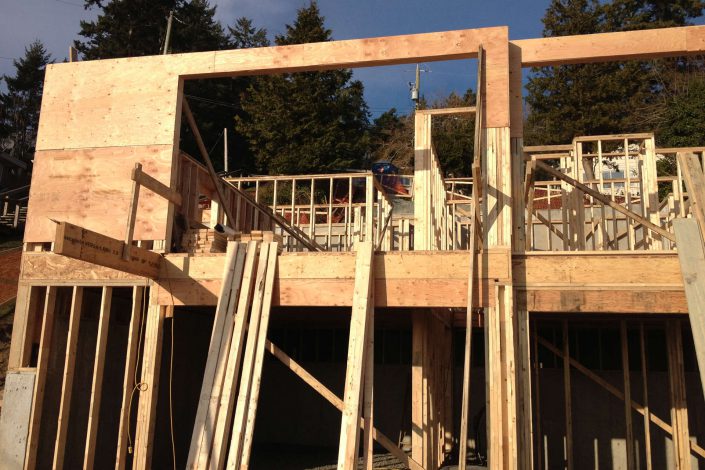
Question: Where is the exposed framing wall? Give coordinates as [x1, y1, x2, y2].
[10, 22, 705, 470]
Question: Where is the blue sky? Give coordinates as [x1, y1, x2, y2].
[2, 0, 551, 116]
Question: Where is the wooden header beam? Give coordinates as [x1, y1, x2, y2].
[513, 25, 705, 67]
[18, 249, 687, 312]
[53, 221, 161, 279]
[416, 107, 476, 116]
[189, 27, 505, 77]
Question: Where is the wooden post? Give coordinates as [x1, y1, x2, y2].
[336, 241, 374, 470]
[84, 286, 114, 469]
[133, 288, 166, 470]
[8, 285, 42, 370]
[562, 321, 573, 470]
[414, 112, 432, 251]
[459, 162, 480, 469]
[411, 311, 425, 465]
[620, 321, 635, 470]
[52, 286, 84, 470]
[362, 279, 375, 470]
[365, 175, 374, 243]
[24, 286, 57, 470]
[123, 163, 142, 260]
[511, 40, 533, 467]
[639, 323, 653, 470]
[116, 286, 146, 470]
[532, 320, 543, 470]
[667, 320, 692, 470]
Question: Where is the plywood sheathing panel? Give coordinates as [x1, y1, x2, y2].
[25, 145, 172, 242]
[36, 61, 180, 151]
[484, 31, 510, 128]
[20, 253, 146, 284]
[26, 26, 511, 245]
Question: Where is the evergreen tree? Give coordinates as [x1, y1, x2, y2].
[75, 0, 272, 173]
[369, 108, 413, 172]
[657, 75, 705, 147]
[0, 40, 52, 166]
[368, 89, 476, 176]
[225, 18, 270, 175]
[75, 0, 228, 59]
[430, 90, 476, 177]
[525, 0, 705, 145]
[229, 17, 269, 50]
[235, 2, 370, 174]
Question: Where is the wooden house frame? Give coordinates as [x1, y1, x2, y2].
[2, 23, 705, 470]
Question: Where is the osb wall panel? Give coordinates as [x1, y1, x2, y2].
[25, 145, 173, 242]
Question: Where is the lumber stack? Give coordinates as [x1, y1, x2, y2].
[186, 240, 278, 469]
[232, 230, 283, 244]
[181, 228, 227, 253]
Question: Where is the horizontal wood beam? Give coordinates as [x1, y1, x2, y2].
[520, 289, 687, 314]
[20, 250, 686, 312]
[53, 221, 161, 279]
[198, 27, 506, 77]
[416, 106, 476, 116]
[513, 25, 705, 67]
[132, 165, 182, 206]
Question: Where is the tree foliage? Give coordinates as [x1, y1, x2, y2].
[74, 0, 273, 173]
[368, 90, 476, 176]
[657, 74, 705, 147]
[75, 0, 228, 58]
[0, 40, 52, 165]
[525, 0, 705, 145]
[235, 2, 370, 175]
[428, 90, 476, 177]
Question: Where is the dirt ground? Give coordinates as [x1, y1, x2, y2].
[0, 301, 13, 405]
[0, 247, 21, 405]
[0, 247, 21, 305]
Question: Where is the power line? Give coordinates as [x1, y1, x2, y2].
[54, 0, 83, 7]
[184, 93, 241, 109]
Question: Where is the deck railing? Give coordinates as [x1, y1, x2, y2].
[523, 134, 703, 251]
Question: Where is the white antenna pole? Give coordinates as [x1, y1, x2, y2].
[224, 127, 229, 174]
[162, 10, 174, 55]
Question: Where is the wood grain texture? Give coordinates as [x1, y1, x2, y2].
[673, 218, 705, 401]
[514, 25, 705, 67]
[53, 221, 161, 279]
[25, 146, 173, 242]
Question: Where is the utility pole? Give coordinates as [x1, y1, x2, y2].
[162, 10, 174, 55]
[410, 64, 428, 109]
